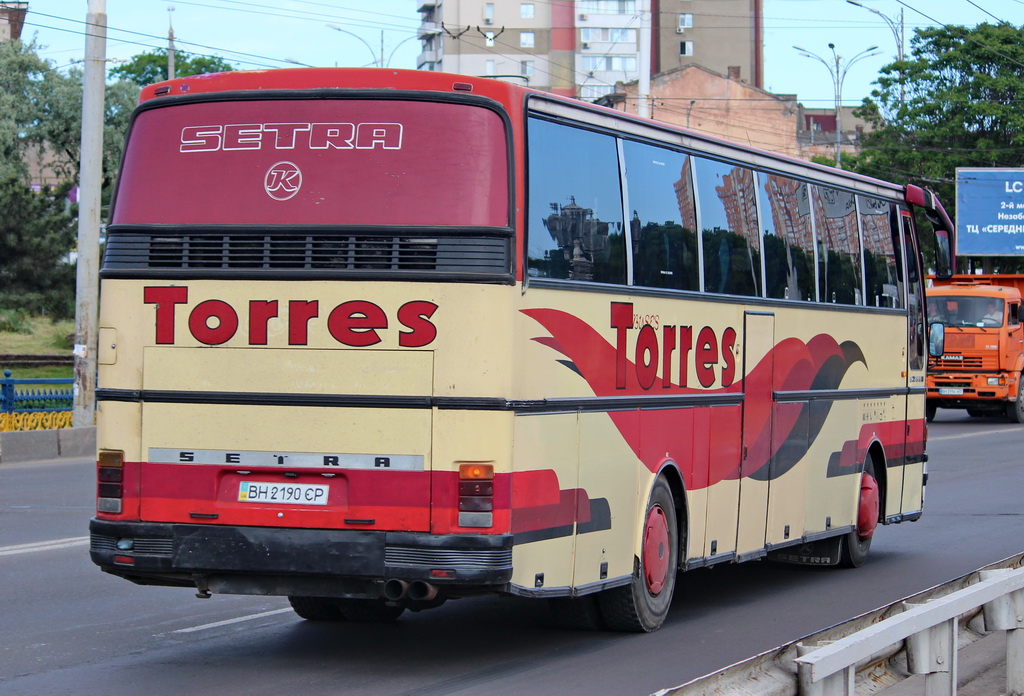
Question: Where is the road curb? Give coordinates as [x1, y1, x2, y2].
[0, 426, 96, 464]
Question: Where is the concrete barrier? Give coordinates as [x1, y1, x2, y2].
[0, 426, 95, 464]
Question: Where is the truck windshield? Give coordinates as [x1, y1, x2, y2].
[927, 296, 1004, 327]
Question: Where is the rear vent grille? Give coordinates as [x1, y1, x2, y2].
[102, 228, 512, 281]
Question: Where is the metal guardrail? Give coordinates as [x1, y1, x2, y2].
[1, 369, 74, 431]
[796, 567, 1024, 695]
[658, 555, 1024, 696]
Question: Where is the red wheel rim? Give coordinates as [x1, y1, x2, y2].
[857, 472, 880, 540]
[643, 505, 670, 594]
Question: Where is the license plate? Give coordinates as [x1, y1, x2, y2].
[238, 481, 329, 505]
[938, 388, 964, 396]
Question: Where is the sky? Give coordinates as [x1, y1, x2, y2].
[18, 0, 1024, 110]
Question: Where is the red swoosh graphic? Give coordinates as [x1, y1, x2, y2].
[522, 308, 863, 488]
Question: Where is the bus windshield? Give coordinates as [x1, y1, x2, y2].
[112, 98, 509, 228]
[927, 295, 1004, 327]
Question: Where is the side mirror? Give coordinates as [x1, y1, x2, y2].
[928, 322, 945, 357]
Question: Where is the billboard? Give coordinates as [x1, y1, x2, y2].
[956, 168, 1024, 256]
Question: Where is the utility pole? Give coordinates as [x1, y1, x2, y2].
[637, 0, 651, 118]
[167, 6, 176, 80]
[74, 0, 106, 428]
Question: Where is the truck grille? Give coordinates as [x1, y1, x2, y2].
[930, 353, 994, 370]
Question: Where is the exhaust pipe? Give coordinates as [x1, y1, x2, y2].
[383, 578, 409, 601]
[407, 580, 439, 602]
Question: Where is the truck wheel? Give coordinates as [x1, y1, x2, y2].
[598, 476, 678, 632]
[1008, 382, 1024, 423]
[839, 458, 879, 568]
[926, 402, 936, 422]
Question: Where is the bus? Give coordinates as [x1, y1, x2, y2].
[89, 68, 954, 633]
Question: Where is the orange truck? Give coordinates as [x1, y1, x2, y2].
[926, 275, 1024, 422]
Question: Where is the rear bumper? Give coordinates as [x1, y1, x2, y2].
[90, 518, 513, 597]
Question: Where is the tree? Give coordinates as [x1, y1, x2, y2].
[109, 49, 234, 87]
[0, 177, 77, 318]
[856, 23, 1024, 215]
[855, 23, 1024, 272]
[0, 39, 50, 181]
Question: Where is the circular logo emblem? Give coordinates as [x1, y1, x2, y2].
[264, 161, 302, 201]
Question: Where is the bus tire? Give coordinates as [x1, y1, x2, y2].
[1007, 382, 1024, 423]
[839, 458, 880, 568]
[336, 598, 405, 622]
[598, 476, 678, 632]
[288, 595, 346, 621]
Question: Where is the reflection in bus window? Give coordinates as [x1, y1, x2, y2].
[860, 197, 902, 308]
[527, 118, 625, 283]
[759, 174, 815, 301]
[813, 186, 863, 305]
[695, 158, 761, 296]
[622, 140, 699, 291]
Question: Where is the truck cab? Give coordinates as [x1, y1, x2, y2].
[926, 276, 1024, 422]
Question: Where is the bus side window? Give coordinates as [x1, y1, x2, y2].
[859, 197, 901, 308]
[526, 117, 626, 284]
[759, 174, 815, 301]
[622, 140, 699, 292]
[693, 157, 761, 297]
[901, 212, 925, 370]
[812, 185, 863, 305]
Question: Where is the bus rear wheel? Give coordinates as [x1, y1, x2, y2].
[598, 476, 678, 632]
[839, 459, 879, 568]
[288, 596, 405, 622]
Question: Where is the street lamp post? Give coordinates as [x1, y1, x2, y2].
[793, 43, 880, 169]
[846, 0, 905, 103]
[326, 24, 380, 66]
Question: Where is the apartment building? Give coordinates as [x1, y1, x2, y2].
[417, 0, 763, 100]
[0, 2, 28, 42]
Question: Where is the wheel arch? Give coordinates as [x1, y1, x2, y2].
[655, 461, 689, 565]
[864, 440, 887, 522]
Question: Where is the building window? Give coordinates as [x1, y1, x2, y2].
[521, 60, 535, 76]
[485, 31, 495, 47]
[486, 59, 495, 75]
[579, 84, 615, 99]
[578, 0, 636, 13]
[680, 40, 694, 56]
[583, 55, 637, 72]
[581, 27, 636, 43]
[520, 31, 535, 48]
[521, 3, 535, 18]
[484, 3, 494, 21]
[678, 13, 693, 29]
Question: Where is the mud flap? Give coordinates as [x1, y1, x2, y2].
[767, 536, 842, 566]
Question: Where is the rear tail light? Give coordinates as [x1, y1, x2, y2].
[97, 449, 125, 514]
[458, 463, 494, 528]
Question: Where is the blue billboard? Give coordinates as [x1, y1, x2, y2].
[956, 168, 1024, 256]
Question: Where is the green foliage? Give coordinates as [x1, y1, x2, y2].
[0, 309, 32, 334]
[0, 39, 50, 181]
[0, 177, 77, 319]
[854, 22, 1024, 271]
[109, 49, 234, 87]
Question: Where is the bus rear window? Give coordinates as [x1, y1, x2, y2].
[112, 99, 509, 228]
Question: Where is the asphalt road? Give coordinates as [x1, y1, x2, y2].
[1, 409, 1021, 696]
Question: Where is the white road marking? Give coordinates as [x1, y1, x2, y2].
[0, 536, 90, 556]
[171, 608, 293, 633]
[930, 427, 1011, 441]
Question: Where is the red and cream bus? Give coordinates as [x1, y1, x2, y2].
[89, 68, 954, 632]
